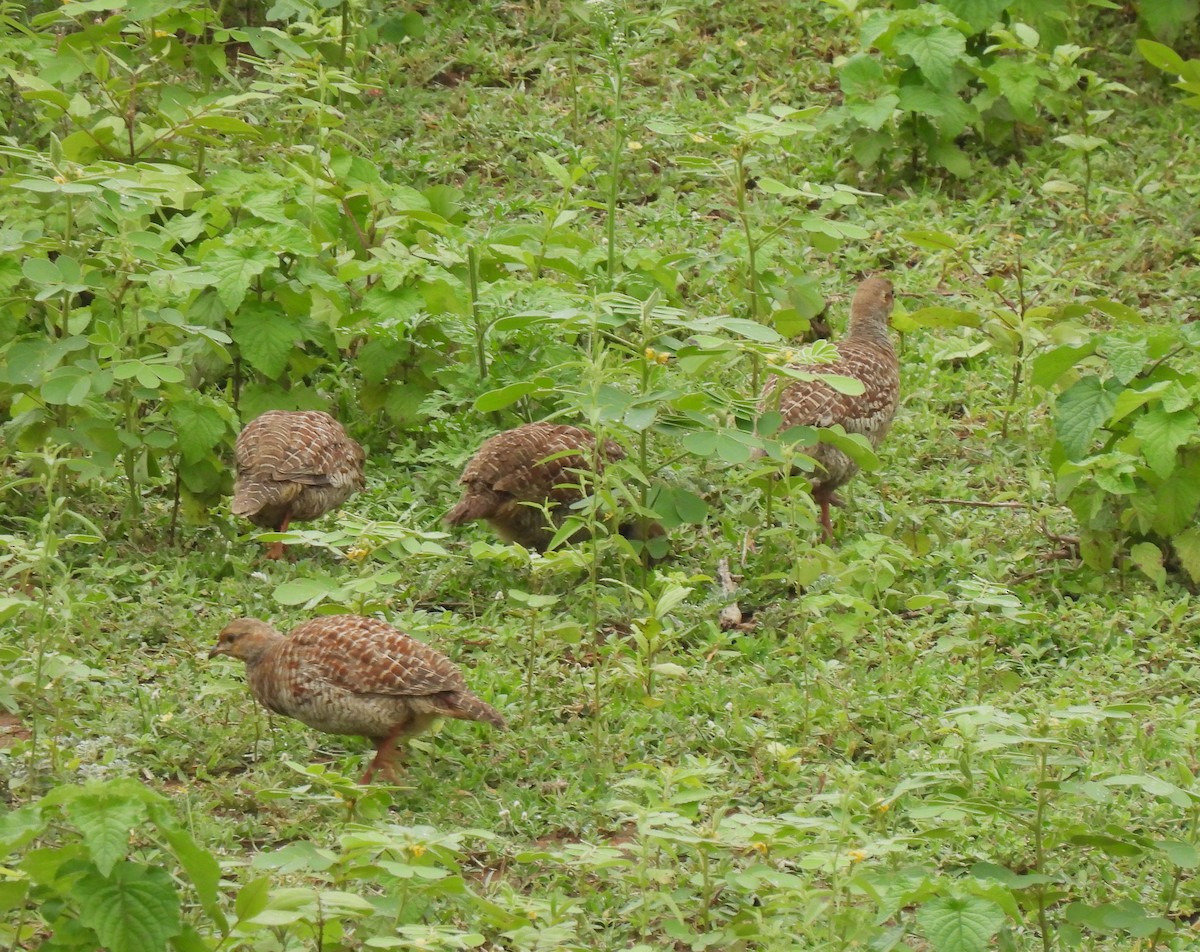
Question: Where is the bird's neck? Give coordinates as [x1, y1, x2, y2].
[845, 317, 894, 351]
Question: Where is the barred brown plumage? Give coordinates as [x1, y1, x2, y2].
[753, 276, 899, 539]
[232, 410, 365, 559]
[444, 422, 628, 551]
[209, 615, 506, 784]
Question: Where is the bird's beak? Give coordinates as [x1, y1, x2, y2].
[209, 643, 228, 658]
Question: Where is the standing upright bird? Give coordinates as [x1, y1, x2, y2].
[232, 410, 365, 559]
[444, 422, 627, 551]
[753, 276, 898, 539]
[209, 615, 506, 784]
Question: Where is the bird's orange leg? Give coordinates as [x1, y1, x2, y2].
[265, 512, 291, 561]
[360, 726, 407, 785]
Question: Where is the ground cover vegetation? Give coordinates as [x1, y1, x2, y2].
[2, 0, 1200, 947]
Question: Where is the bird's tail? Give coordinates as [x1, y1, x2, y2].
[450, 693, 508, 731]
[231, 478, 271, 517]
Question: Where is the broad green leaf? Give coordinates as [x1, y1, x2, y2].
[905, 306, 981, 330]
[1110, 381, 1170, 424]
[42, 364, 102, 406]
[1032, 343, 1095, 390]
[205, 244, 275, 311]
[941, 0, 1013, 31]
[916, 895, 1004, 952]
[170, 400, 229, 464]
[1151, 467, 1200, 535]
[146, 804, 225, 930]
[895, 27, 967, 87]
[1055, 376, 1117, 460]
[1102, 337, 1148, 385]
[235, 877, 271, 922]
[230, 306, 298, 379]
[75, 862, 182, 952]
[1103, 773, 1195, 807]
[474, 378, 554, 413]
[273, 577, 343, 607]
[66, 791, 146, 877]
[1173, 527, 1200, 583]
[1132, 407, 1197, 478]
[1138, 38, 1186, 73]
[839, 54, 888, 97]
[1138, 0, 1199, 44]
[535, 151, 573, 189]
[903, 230, 959, 252]
[848, 94, 900, 130]
[1130, 541, 1166, 587]
[1158, 839, 1200, 869]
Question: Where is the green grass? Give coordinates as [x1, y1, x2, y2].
[4, 0, 1200, 948]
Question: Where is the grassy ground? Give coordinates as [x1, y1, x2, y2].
[4, 0, 1200, 949]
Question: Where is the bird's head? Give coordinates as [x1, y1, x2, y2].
[852, 276, 895, 323]
[209, 618, 282, 663]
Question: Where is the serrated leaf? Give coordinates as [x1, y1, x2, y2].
[1173, 527, 1200, 583]
[895, 27, 967, 87]
[75, 862, 182, 952]
[1101, 336, 1148, 385]
[1153, 467, 1200, 536]
[169, 401, 228, 464]
[916, 895, 1004, 952]
[1132, 407, 1197, 479]
[1055, 376, 1117, 460]
[204, 244, 275, 311]
[66, 792, 147, 877]
[839, 53, 888, 96]
[230, 305, 299, 379]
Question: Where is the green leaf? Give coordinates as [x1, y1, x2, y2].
[941, 0, 1014, 32]
[75, 862, 182, 952]
[147, 804, 225, 929]
[235, 876, 271, 922]
[916, 895, 1005, 952]
[903, 230, 959, 252]
[474, 377, 554, 413]
[839, 54, 889, 97]
[895, 27, 968, 87]
[1173, 527, 1200, 584]
[1153, 467, 1200, 535]
[1130, 541, 1166, 587]
[273, 577, 343, 607]
[1102, 337, 1148, 385]
[1132, 407, 1197, 479]
[1138, 0, 1199, 44]
[204, 244, 275, 312]
[170, 400, 229, 464]
[1032, 343, 1095, 390]
[230, 305, 299, 379]
[1055, 376, 1117, 460]
[1139, 38, 1187, 73]
[66, 791, 147, 877]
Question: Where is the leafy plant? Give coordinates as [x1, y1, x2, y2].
[1037, 309, 1200, 584]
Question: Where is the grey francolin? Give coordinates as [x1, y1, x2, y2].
[210, 615, 506, 784]
[753, 276, 898, 539]
[444, 422, 629, 551]
[232, 410, 365, 559]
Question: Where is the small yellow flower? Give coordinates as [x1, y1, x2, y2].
[644, 346, 657, 361]
[656, 351, 670, 365]
[735, 39, 747, 48]
[409, 843, 427, 858]
[876, 801, 890, 813]
[53, 175, 66, 184]
[154, 29, 169, 37]
[527, 909, 539, 920]
[766, 353, 780, 364]
[159, 712, 174, 724]
[346, 546, 370, 561]
[627, 140, 643, 151]
[691, 133, 708, 143]
[750, 841, 768, 855]
[847, 849, 867, 863]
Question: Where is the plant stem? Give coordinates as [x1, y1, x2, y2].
[604, 51, 624, 290]
[1033, 742, 1052, 952]
[468, 245, 487, 383]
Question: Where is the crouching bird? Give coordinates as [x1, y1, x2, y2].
[445, 421, 661, 553]
[232, 410, 365, 559]
[209, 615, 506, 784]
[752, 275, 899, 540]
